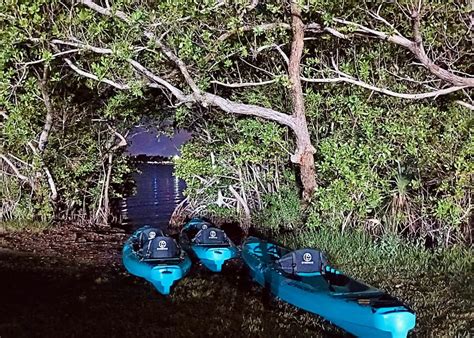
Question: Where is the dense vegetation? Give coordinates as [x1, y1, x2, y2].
[1, 0, 472, 246]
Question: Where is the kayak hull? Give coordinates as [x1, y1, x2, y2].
[191, 245, 239, 272]
[122, 227, 191, 295]
[180, 218, 239, 272]
[242, 237, 416, 338]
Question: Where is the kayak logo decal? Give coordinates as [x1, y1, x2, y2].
[148, 231, 156, 240]
[157, 240, 168, 250]
[302, 252, 314, 264]
[209, 230, 217, 239]
[202, 224, 208, 230]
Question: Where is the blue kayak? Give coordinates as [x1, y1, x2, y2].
[180, 218, 239, 272]
[122, 226, 191, 295]
[242, 237, 416, 338]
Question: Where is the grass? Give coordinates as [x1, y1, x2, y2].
[0, 220, 51, 233]
[277, 228, 474, 337]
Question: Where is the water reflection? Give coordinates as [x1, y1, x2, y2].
[121, 163, 186, 231]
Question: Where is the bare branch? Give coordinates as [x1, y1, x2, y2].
[210, 79, 277, 88]
[79, 0, 130, 23]
[51, 39, 112, 54]
[51, 36, 296, 129]
[455, 100, 474, 110]
[0, 154, 29, 181]
[63, 57, 130, 90]
[216, 22, 345, 42]
[38, 65, 54, 154]
[127, 59, 190, 102]
[113, 131, 128, 149]
[302, 76, 467, 99]
[203, 93, 295, 128]
[332, 15, 474, 87]
[20, 49, 80, 66]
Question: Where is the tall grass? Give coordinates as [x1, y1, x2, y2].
[0, 220, 51, 233]
[279, 228, 473, 276]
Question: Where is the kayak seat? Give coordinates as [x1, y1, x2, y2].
[192, 227, 229, 246]
[188, 218, 212, 230]
[183, 221, 211, 240]
[277, 249, 328, 275]
[138, 228, 165, 247]
[141, 236, 180, 260]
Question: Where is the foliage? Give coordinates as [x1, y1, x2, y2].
[307, 94, 472, 245]
[0, 0, 472, 246]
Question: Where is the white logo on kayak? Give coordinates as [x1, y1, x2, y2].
[157, 240, 168, 250]
[209, 230, 217, 239]
[148, 231, 156, 240]
[202, 224, 208, 230]
[302, 252, 314, 264]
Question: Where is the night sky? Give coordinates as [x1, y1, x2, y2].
[126, 127, 191, 156]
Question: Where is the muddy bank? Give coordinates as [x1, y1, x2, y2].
[0, 226, 343, 338]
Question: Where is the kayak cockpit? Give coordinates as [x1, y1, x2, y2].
[181, 219, 232, 248]
[245, 238, 378, 295]
[131, 227, 185, 262]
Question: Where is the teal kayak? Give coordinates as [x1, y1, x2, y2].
[122, 226, 191, 295]
[242, 237, 416, 338]
[180, 218, 239, 272]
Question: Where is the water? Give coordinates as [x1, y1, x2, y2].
[121, 163, 186, 231]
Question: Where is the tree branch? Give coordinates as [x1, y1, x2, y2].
[216, 22, 346, 42]
[0, 154, 29, 182]
[63, 57, 130, 90]
[38, 65, 53, 154]
[210, 79, 277, 88]
[78, 0, 130, 23]
[20, 49, 80, 66]
[332, 14, 474, 87]
[455, 100, 474, 110]
[302, 76, 467, 99]
[51, 36, 296, 129]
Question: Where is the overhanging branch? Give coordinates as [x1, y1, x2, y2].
[332, 13, 474, 87]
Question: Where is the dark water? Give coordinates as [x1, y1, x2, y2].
[121, 163, 186, 231]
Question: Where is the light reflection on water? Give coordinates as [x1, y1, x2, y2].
[121, 163, 186, 231]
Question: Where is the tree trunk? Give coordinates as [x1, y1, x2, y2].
[288, 2, 317, 202]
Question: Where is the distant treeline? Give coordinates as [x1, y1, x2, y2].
[128, 154, 172, 163]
